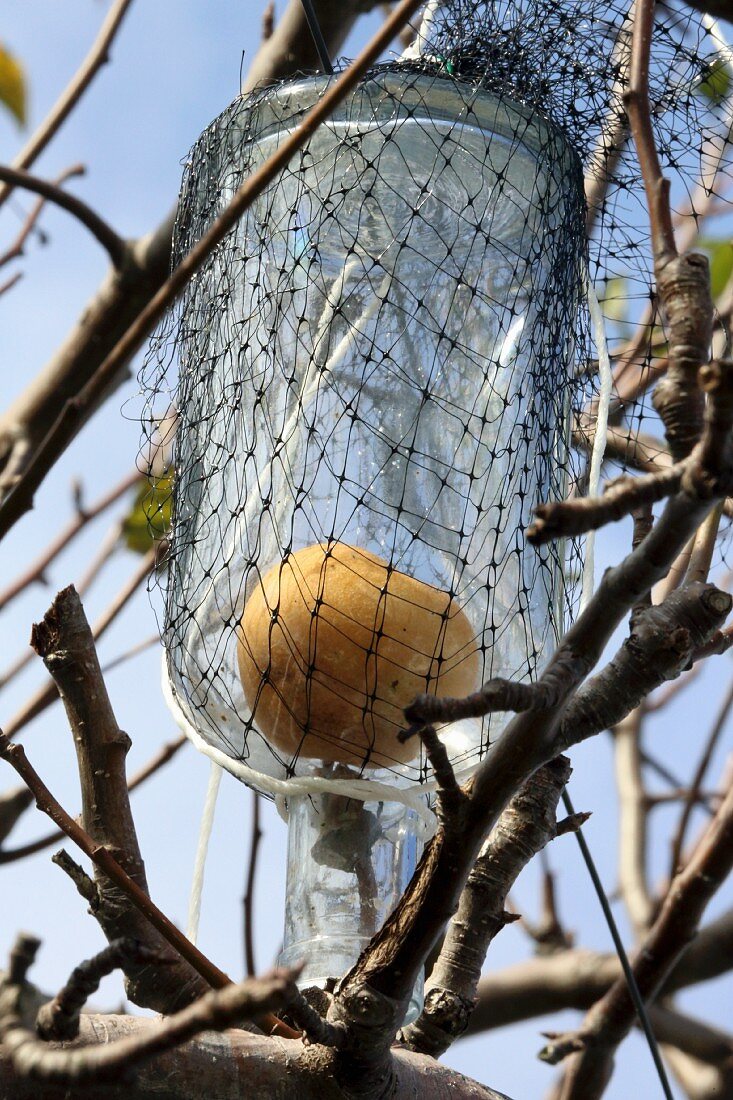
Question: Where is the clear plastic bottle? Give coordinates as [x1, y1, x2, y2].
[166, 71, 583, 1004]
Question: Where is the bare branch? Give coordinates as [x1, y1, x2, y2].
[0, 166, 126, 266]
[0, 0, 135, 210]
[2, 961, 299, 1085]
[400, 758, 571, 1057]
[35, 939, 168, 1041]
[0, 164, 85, 269]
[0, 470, 139, 613]
[527, 467, 683, 545]
[539, 776, 733, 1096]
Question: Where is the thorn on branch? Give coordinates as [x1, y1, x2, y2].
[556, 811, 592, 836]
[51, 849, 100, 907]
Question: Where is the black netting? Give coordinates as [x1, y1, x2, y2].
[140, 1, 733, 791]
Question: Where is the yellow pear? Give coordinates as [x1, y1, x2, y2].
[237, 542, 479, 767]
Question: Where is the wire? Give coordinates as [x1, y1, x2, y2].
[300, 0, 334, 75]
[561, 788, 674, 1100]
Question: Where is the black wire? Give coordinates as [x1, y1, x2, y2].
[300, 0, 334, 75]
[561, 788, 674, 1100]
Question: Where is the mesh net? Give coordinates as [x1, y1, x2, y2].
[140, 1, 733, 793]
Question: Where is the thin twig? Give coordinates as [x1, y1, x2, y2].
[0, 470, 139, 612]
[243, 790, 262, 978]
[669, 673, 733, 878]
[2, 546, 156, 738]
[100, 632, 160, 676]
[0, 271, 22, 297]
[0, 0, 135, 210]
[0, 166, 126, 266]
[0, 164, 85, 269]
[36, 939, 168, 1041]
[0, 734, 186, 864]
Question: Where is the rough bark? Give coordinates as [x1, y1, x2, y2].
[0, 1015, 513, 1100]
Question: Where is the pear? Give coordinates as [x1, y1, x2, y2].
[238, 542, 479, 768]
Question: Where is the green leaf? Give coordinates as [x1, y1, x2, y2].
[696, 57, 732, 107]
[700, 237, 733, 301]
[0, 43, 26, 125]
[600, 277, 629, 324]
[122, 473, 173, 555]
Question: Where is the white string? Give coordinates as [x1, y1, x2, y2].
[161, 656, 438, 837]
[401, 0, 442, 61]
[186, 759, 222, 945]
[582, 272, 613, 610]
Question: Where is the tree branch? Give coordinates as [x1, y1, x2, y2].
[0, 1013, 513, 1100]
[2, 952, 299, 1086]
[332, 483, 726, 1087]
[399, 758, 571, 1057]
[0, 0, 135, 210]
[0, 166, 126, 266]
[0, 164, 86, 269]
[0, 585, 214, 1013]
[539, 777, 733, 1097]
